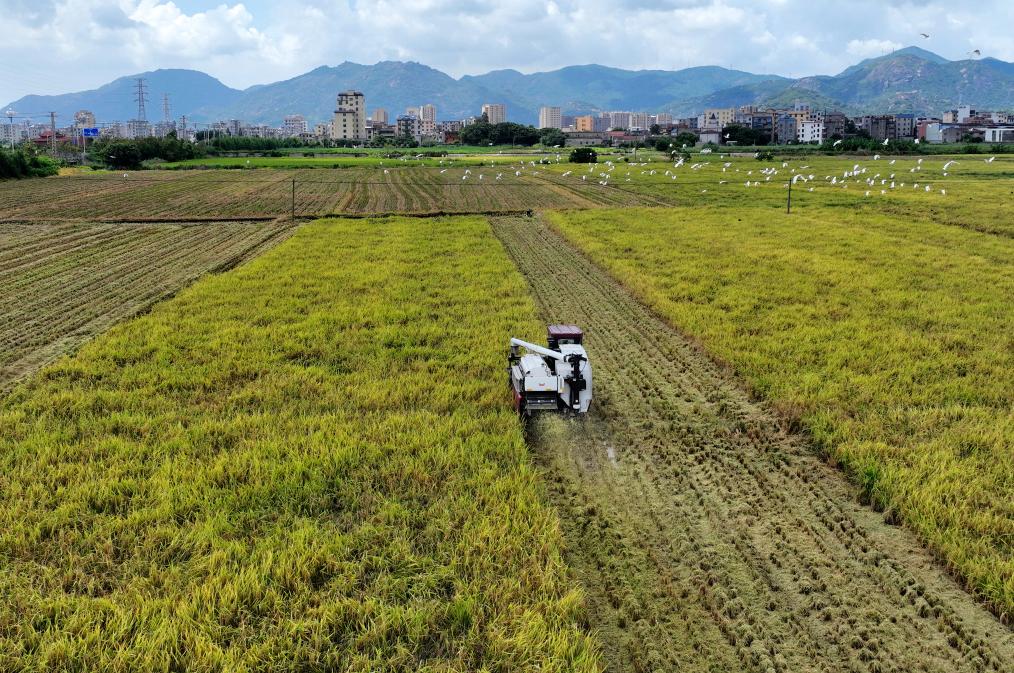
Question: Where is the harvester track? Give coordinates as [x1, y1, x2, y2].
[491, 215, 1013, 673]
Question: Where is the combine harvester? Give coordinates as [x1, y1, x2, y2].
[508, 324, 592, 416]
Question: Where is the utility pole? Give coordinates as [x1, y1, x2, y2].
[786, 176, 793, 214]
[49, 111, 57, 156]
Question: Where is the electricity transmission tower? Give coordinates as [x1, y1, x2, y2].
[132, 78, 149, 137]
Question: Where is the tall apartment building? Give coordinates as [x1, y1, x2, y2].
[630, 112, 650, 130]
[372, 108, 389, 124]
[608, 111, 631, 129]
[655, 112, 674, 125]
[419, 104, 437, 135]
[74, 110, 96, 128]
[575, 115, 595, 132]
[539, 106, 562, 129]
[397, 115, 421, 142]
[332, 90, 366, 141]
[482, 103, 506, 124]
[282, 115, 308, 137]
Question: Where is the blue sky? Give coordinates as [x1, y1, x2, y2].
[2, 0, 1012, 105]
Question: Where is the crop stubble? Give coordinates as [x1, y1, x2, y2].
[491, 215, 1013, 673]
[0, 220, 295, 392]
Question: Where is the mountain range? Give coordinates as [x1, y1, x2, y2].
[5, 46, 1012, 127]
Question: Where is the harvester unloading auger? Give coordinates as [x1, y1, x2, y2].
[508, 324, 592, 416]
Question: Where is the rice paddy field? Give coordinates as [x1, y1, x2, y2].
[1, 149, 1012, 671]
[547, 202, 1014, 614]
[0, 216, 597, 671]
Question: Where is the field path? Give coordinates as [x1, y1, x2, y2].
[491, 215, 1014, 673]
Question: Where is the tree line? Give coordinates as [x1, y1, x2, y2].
[0, 148, 60, 179]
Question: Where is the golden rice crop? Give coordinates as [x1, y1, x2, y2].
[0, 216, 599, 672]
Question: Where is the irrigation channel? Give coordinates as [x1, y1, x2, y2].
[490, 215, 1014, 673]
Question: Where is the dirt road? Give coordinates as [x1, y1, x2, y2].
[491, 215, 1013, 673]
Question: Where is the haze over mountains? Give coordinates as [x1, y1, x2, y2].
[6, 47, 1012, 127]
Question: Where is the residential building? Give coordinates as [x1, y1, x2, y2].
[482, 103, 506, 124]
[861, 115, 897, 142]
[396, 114, 421, 141]
[539, 106, 562, 129]
[823, 111, 847, 139]
[405, 107, 419, 118]
[630, 112, 650, 130]
[419, 104, 437, 135]
[372, 108, 388, 124]
[775, 114, 797, 144]
[73, 110, 96, 128]
[333, 90, 367, 141]
[798, 119, 824, 143]
[895, 113, 915, 139]
[282, 115, 308, 137]
[984, 127, 1014, 143]
[655, 112, 674, 125]
[575, 115, 595, 132]
[702, 107, 735, 130]
[608, 111, 631, 129]
[0, 121, 24, 145]
[564, 131, 606, 147]
[314, 122, 333, 138]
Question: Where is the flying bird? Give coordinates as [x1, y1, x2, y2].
[970, 49, 981, 57]
[833, 139, 843, 147]
[920, 33, 930, 39]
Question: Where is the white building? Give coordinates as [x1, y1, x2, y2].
[282, 115, 308, 137]
[482, 103, 506, 124]
[539, 106, 562, 129]
[0, 121, 24, 145]
[333, 90, 366, 141]
[609, 111, 631, 129]
[630, 112, 651, 131]
[419, 104, 437, 135]
[984, 127, 1014, 143]
[797, 119, 824, 144]
[315, 122, 333, 139]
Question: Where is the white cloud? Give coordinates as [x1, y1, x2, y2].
[846, 39, 905, 59]
[0, 0, 1012, 104]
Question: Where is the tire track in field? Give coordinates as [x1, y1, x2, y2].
[491, 215, 1014, 673]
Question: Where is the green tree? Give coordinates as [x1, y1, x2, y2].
[539, 128, 566, 147]
[672, 131, 699, 148]
[569, 147, 597, 163]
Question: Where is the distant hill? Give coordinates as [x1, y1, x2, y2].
[687, 47, 1014, 116]
[5, 69, 241, 126]
[4, 48, 1012, 127]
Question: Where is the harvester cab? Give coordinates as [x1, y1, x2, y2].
[508, 324, 592, 416]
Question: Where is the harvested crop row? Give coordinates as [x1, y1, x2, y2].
[0, 168, 668, 221]
[547, 206, 1014, 616]
[491, 215, 1013, 673]
[0, 221, 296, 392]
[0, 216, 600, 672]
